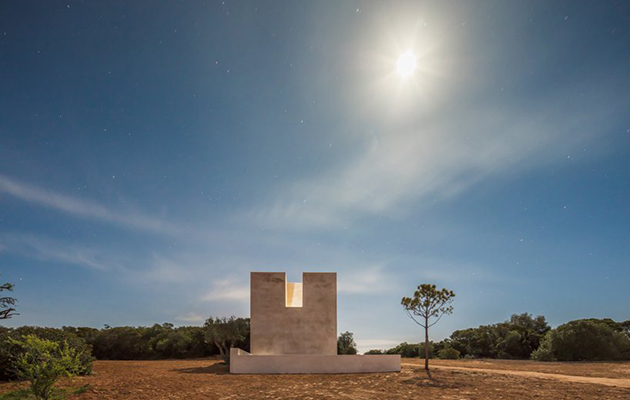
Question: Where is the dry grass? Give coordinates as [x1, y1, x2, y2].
[1, 358, 629, 400]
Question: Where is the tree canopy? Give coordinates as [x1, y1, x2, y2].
[337, 331, 358, 355]
[449, 313, 550, 359]
[203, 316, 250, 364]
[532, 319, 630, 361]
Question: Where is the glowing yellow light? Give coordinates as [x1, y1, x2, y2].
[396, 50, 417, 78]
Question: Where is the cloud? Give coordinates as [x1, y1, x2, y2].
[338, 265, 395, 294]
[355, 338, 400, 353]
[0, 174, 178, 234]
[201, 278, 249, 303]
[0, 233, 123, 271]
[250, 82, 620, 231]
[174, 312, 205, 324]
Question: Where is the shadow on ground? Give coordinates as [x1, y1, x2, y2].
[173, 363, 229, 375]
[401, 369, 470, 389]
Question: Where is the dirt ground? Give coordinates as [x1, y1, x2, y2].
[2, 358, 629, 400]
[418, 358, 630, 379]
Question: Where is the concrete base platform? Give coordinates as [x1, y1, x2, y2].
[229, 348, 401, 374]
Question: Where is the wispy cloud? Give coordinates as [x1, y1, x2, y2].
[355, 338, 400, 353]
[0, 233, 122, 271]
[201, 278, 249, 303]
[338, 265, 395, 294]
[0, 174, 178, 234]
[174, 312, 206, 324]
[250, 85, 618, 230]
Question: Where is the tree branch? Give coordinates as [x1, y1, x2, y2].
[405, 309, 427, 328]
[428, 312, 446, 328]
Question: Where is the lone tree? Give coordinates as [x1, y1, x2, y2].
[203, 316, 249, 364]
[1, 276, 18, 320]
[337, 331, 358, 355]
[401, 284, 455, 370]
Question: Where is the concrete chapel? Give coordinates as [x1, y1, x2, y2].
[230, 272, 400, 374]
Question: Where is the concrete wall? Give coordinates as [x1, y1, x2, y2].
[250, 272, 337, 355]
[230, 348, 401, 374]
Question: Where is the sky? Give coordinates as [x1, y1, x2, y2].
[1, 0, 629, 353]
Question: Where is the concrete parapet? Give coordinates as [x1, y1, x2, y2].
[230, 348, 401, 374]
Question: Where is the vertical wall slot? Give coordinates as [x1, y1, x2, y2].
[285, 282, 303, 307]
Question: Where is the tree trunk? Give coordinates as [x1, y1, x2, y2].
[425, 316, 429, 371]
[214, 340, 229, 364]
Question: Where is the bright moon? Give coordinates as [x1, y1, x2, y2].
[396, 50, 417, 78]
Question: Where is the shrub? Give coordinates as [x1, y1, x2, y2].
[450, 313, 549, 359]
[438, 346, 460, 359]
[530, 338, 554, 361]
[418, 342, 434, 359]
[532, 320, 630, 361]
[496, 330, 524, 359]
[364, 349, 384, 355]
[9, 335, 84, 400]
[337, 332, 358, 355]
[386, 342, 419, 358]
[385, 342, 433, 358]
[0, 327, 93, 381]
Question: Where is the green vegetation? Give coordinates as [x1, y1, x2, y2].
[0, 388, 32, 400]
[1, 310, 627, 390]
[72, 323, 218, 360]
[337, 331, 358, 355]
[448, 313, 550, 359]
[203, 316, 250, 364]
[367, 314, 630, 362]
[1, 320, 252, 379]
[0, 327, 93, 381]
[1, 276, 18, 320]
[8, 335, 84, 400]
[0, 385, 90, 400]
[532, 319, 630, 361]
[437, 346, 460, 359]
[401, 284, 455, 370]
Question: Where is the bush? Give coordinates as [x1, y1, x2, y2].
[532, 320, 630, 361]
[9, 335, 84, 400]
[364, 349, 384, 355]
[385, 342, 433, 358]
[88, 324, 222, 360]
[418, 342, 434, 359]
[530, 339, 554, 361]
[438, 346, 460, 359]
[337, 332, 358, 355]
[450, 313, 549, 359]
[386, 342, 419, 358]
[0, 327, 93, 381]
[496, 330, 524, 359]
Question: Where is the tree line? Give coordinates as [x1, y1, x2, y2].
[0, 319, 250, 380]
[3, 312, 627, 378]
[366, 313, 630, 362]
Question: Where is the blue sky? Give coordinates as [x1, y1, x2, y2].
[1, 0, 629, 353]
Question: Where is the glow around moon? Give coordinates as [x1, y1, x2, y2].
[396, 50, 417, 78]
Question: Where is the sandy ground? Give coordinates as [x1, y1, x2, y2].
[419, 358, 630, 380]
[1, 358, 629, 400]
[403, 360, 630, 389]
